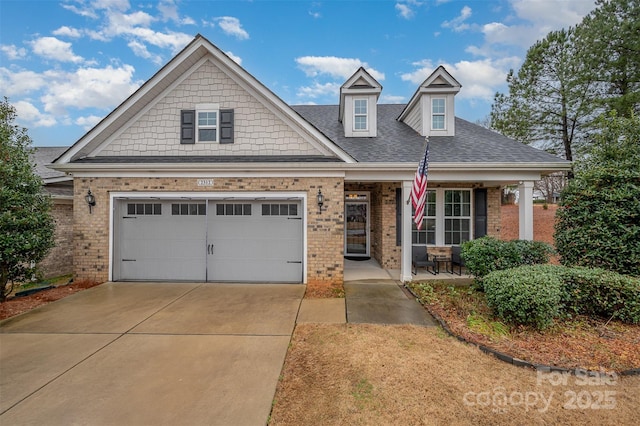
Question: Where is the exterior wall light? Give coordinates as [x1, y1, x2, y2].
[85, 189, 96, 213]
[317, 189, 324, 214]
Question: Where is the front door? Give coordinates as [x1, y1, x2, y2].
[345, 195, 370, 257]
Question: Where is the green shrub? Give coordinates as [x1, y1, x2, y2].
[461, 237, 554, 285]
[554, 113, 640, 277]
[483, 266, 562, 330]
[484, 264, 640, 328]
[557, 266, 640, 324]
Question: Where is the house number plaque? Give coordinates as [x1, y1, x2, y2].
[197, 179, 214, 187]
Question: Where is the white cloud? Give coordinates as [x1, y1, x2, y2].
[75, 114, 103, 130]
[442, 6, 472, 32]
[225, 51, 242, 65]
[511, 0, 595, 29]
[0, 68, 47, 96]
[395, 3, 414, 19]
[401, 57, 520, 101]
[40, 64, 140, 114]
[128, 40, 163, 64]
[14, 100, 57, 127]
[52, 26, 82, 38]
[1, 44, 27, 60]
[400, 59, 435, 85]
[30, 37, 84, 63]
[296, 56, 385, 81]
[216, 17, 249, 40]
[61, 1, 99, 19]
[478, 0, 596, 49]
[296, 82, 341, 99]
[395, 0, 424, 19]
[157, 0, 194, 24]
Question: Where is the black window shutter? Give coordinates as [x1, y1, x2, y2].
[219, 109, 234, 144]
[395, 187, 402, 246]
[180, 110, 195, 144]
[474, 188, 487, 239]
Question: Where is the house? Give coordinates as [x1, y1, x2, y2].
[52, 34, 570, 286]
[33, 147, 74, 278]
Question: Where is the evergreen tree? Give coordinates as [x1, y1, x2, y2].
[0, 98, 55, 301]
[554, 112, 640, 276]
[491, 28, 595, 163]
[574, 0, 640, 118]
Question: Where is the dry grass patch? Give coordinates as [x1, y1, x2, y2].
[270, 324, 639, 425]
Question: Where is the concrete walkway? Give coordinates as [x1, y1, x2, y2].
[298, 258, 439, 326]
[0, 282, 304, 426]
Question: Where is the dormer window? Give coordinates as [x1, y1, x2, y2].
[397, 66, 461, 137]
[339, 67, 381, 137]
[354, 99, 368, 131]
[432, 98, 445, 130]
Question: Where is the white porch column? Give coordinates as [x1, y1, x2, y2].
[518, 180, 534, 240]
[401, 180, 413, 282]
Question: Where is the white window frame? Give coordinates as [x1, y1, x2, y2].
[412, 188, 473, 247]
[196, 103, 219, 143]
[353, 98, 368, 131]
[431, 98, 446, 130]
[443, 189, 472, 245]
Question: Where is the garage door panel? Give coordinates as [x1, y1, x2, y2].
[207, 201, 303, 282]
[117, 201, 206, 281]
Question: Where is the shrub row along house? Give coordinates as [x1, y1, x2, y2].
[52, 34, 570, 287]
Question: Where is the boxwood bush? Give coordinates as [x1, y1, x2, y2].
[483, 266, 562, 330]
[460, 237, 554, 284]
[557, 266, 640, 324]
[483, 264, 640, 329]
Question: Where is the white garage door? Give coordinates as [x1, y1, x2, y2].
[114, 199, 303, 283]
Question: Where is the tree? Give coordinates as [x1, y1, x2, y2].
[0, 98, 55, 301]
[554, 112, 640, 276]
[574, 0, 640, 118]
[491, 28, 596, 164]
[491, 0, 640, 166]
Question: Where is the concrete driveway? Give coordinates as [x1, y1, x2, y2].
[0, 282, 305, 426]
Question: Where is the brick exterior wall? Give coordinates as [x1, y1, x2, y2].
[38, 200, 73, 279]
[486, 186, 502, 238]
[73, 176, 344, 287]
[99, 61, 323, 157]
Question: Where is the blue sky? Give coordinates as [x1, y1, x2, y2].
[1, 0, 596, 147]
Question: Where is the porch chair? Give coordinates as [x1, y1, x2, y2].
[411, 246, 437, 275]
[451, 245, 466, 275]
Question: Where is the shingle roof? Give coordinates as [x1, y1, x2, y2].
[292, 104, 568, 164]
[33, 147, 70, 180]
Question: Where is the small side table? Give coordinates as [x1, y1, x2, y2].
[433, 256, 452, 274]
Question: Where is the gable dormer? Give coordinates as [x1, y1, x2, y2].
[398, 65, 461, 137]
[339, 67, 382, 138]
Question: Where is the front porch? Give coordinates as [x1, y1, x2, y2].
[344, 258, 472, 283]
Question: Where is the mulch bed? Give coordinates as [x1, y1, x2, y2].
[408, 282, 640, 373]
[0, 280, 102, 321]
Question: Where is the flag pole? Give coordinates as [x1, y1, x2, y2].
[407, 136, 430, 205]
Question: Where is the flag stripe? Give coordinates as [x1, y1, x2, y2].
[410, 141, 430, 230]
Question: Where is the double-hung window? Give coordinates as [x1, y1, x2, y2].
[444, 190, 471, 244]
[353, 99, 368, 131]
[411, 189, 472, 247]
[412, 190, 436, 245]
[197, 109, 218, 143]
[432, 98, 445, 130]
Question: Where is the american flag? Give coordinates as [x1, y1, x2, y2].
[411, 139, 430, 230]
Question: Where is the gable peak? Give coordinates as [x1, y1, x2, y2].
[420, 65, 461, 91]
